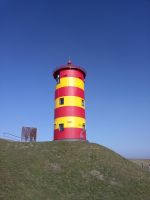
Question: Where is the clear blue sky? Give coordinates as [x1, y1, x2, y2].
[0, 0, 150, 158]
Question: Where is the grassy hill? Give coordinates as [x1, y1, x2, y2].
[130, 159, 150, 171]
[0, 139, 150, 200]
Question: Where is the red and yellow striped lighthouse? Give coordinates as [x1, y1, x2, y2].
[53, 60, 86, 141]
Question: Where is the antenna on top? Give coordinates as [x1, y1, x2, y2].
[67, 56, 72, 65]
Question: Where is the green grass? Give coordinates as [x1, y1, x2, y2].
[0, 139, 150, 200]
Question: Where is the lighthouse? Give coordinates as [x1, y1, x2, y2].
[53, 60, 87, 141]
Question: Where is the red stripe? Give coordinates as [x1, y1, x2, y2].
[55, 106, 85, 118]
[55, 87, 84, 99]
[60, 69, 84, 80]
[54, 128, 86, 140]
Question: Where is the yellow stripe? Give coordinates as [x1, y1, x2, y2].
[56, 77, 84, 90]
[55, 96, 85, 109]
[54, 116, 86, 129]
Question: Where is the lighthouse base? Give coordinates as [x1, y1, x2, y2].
[54, 128, 86, 141]
[54, 138, 86, 142]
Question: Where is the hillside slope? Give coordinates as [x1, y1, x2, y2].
[0, 139, 150, 200]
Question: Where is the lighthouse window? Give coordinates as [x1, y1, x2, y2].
[82, 100, 85, 107]
[56, 74, 60, 84]
[83, 123, 86, 131]
[59, 123, 64, 131]
[59, 97, 64, 105]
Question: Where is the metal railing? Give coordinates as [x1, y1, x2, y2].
[0, 132, 21, 142]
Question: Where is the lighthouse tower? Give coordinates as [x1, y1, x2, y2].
[53, 60, 87, 141]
